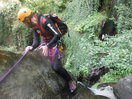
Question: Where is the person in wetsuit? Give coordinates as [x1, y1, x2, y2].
[17, 8, 76, 93]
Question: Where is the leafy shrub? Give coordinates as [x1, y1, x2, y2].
[24, 0, 52, 13]
[101, 65, 132, 82]
[75, 12, 107, 35]
[12, 22, 33, 50]
[0, 1, 32, 50]
[62, 0, 100, 23]
[114, 2, 132, 34]
[0, 2, 18, 45]
[24, 0, 68, 13]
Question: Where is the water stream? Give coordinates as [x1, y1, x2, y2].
[90, 86, 117, 99]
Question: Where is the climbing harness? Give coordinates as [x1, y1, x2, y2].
[0, 49, 29, 83]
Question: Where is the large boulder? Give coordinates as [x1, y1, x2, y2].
[0, 50, 110, 99]
[113, 75, 132, 99]
[88, 66, 109, 86]
[0, 50, 65, 99]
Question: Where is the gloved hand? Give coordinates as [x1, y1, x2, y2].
[22, 46, 33, 55]
[40, 45, 49, 56]
[25, 46, 33, 52]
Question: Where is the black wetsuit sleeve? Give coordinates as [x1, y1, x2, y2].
[32, 31, 40, 49]
[47, 34, 61, 47]
[42, 16, 61, 47]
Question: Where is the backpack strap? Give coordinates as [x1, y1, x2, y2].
[34, 14, 49, 40]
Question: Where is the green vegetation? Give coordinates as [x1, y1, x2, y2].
[23, 0, 69, 13]
[75, 12, 107, 35]
[100, 2, 132, 82]
[63, 0, 132, 83]
[0, 1, 32, 50]
[0, 0, 131, 84]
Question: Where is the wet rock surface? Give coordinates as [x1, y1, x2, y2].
[113, 75, 132, 99]
[88, 66, 109, 86]
[0, 50, 64, 99]
[0, 50, 112, 99]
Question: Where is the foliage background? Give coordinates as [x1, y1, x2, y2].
[63, 0, 132, 83]
[0, 0, 132, 85]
